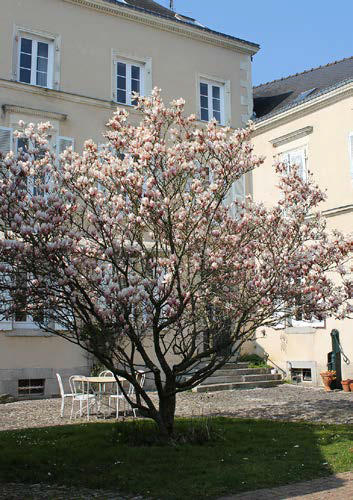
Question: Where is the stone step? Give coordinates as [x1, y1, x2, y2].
[199, 373, 281, 385]
[223, 362, 249, 369]
[193, 379, 284, 393]
[212, 367, 270, 377]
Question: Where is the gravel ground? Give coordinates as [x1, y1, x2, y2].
[1, 384, 353, 499]
[1, 384, 353, 432]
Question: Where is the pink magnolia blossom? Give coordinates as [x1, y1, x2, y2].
[0, 88, 351, 437]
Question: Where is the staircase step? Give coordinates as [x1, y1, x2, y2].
[200, 373, 281, 385]
[193, 379, 284, 393]
[223, 362, 249, 369]
[213, 367, 270, 376]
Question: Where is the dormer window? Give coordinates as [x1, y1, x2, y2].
[294, 88, 316, 103]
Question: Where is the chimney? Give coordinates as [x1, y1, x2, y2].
[169, 1, 174, 11]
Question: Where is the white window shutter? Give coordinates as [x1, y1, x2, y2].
[0, 265, 13, 330]
[349, 134, 353, 181]
[56, 136, 74, 155]
[229, 175, 245, 216]
[280, 152, 291, 174]
[0, 127, 13, 155]
[233, 175, 245, 203]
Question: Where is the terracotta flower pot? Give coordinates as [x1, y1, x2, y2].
[349, 381, 353, 392]
[341, 380, 351, 392]
[320, 373, 334, 392]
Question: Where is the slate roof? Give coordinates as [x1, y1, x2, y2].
[254, 56, 353, 119]
[102, 0, 259, 50]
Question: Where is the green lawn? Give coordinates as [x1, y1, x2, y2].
[0, 418, 353, 499]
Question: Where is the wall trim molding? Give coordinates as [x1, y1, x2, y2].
[0, 78, 132, 112]
[253, 82, 353, 135]
[270, 126, 313, 147]
[2, 104, 67, 122]
[63, 0, 259, 55]
[0, 79, 236, 128]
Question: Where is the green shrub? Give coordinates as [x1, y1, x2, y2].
[238, 354, 270, 369]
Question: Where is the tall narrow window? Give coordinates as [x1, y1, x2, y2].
[18, 36, 54, 89]
[116, 60, 144, 106]
[199, 80, 224, 124]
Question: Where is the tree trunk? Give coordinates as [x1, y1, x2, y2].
[157, 390, 176, 440]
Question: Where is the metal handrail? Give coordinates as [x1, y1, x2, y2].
[264, 351, 287, 377]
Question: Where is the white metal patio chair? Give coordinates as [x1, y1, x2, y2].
[56, 373, 74, 418]
[98, 370, 115, 395]
[109, 370, 146, 418]
[69, 375, 96, 420]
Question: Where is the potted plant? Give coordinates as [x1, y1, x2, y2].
[342, 379, 351, 392]
[320, 370, 336, 392]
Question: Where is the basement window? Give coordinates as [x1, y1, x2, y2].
[291, 368, 312, 383]
[18, 378, 45, 396]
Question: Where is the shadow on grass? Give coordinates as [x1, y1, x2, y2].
[0, 417, 351, 499]
[204, 397, 353, 424]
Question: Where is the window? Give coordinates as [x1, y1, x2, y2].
[16, 137, 47, 197]
[17, 35, 54, 89]
[115, 60, 144, 106]
[293, 88, 316, 103]
[18, 378, 45, 396]
[12, 272, 43, 330]
[199, 80, 224, 124]
[291, 368, 312, 382]
[56, 136, 75, 156]
[281, 148, 308, 181]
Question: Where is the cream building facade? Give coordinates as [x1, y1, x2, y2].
[0, 0, 259, 397]
[251, 58, 353, 386]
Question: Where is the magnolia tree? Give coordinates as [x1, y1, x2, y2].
[0, 89, 351, 437]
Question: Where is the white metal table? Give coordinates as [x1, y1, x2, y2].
[75, 376, 126, 419]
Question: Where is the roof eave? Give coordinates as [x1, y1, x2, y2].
[63, 0, 260, 55]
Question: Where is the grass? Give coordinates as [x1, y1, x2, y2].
[0, 418, 353, 499]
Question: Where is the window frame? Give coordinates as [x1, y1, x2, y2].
[280, 147, 308, 182]
[13, 26, 61, 90]
[115, 59, 145, 106]
[111, 51, 152, 106]
[199, 78, 225, 125]
[17, 33, 54, 89]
